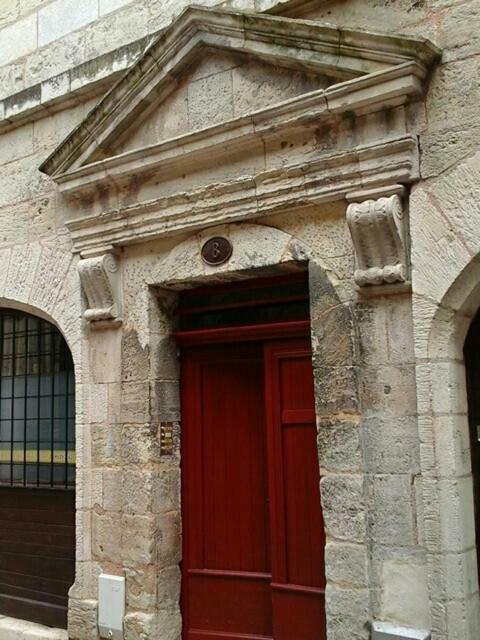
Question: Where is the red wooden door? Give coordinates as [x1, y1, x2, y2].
[265, 339, 326, 640]
[181, 337, 325, 640]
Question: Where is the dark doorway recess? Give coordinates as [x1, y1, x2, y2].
[0, 309, 75, 629]
[177, 273, 327, 640]
[465, 311, 480, 587]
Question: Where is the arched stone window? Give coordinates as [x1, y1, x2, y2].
[0, 308, 75, 628]
[0, 309, 75, 487]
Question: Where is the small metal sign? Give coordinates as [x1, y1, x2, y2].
[201, 237, 233, 266]
[160, 422, 174, 456]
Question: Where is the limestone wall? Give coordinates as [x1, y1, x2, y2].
[292, 2, 480, 638]
[0, 0, 289, 100]
[0, 1, 479, 640]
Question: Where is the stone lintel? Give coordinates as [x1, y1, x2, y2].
[66, 136, 418, 255]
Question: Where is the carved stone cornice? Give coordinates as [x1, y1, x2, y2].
[66, 136, 418, 255]
[50, 64, 426, 196]
[78, 252, 122, 327]
[39, 6, 439, 180]
[346, 186, 408, 289]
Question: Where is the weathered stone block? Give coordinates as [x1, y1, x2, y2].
[90, 329, 122, 384]
[122, 328, 150, 383]
[157, 565, 181, 610]
[4, 242, 42, 302]
[321, 474, 366, 543]
[38, 0, 98, 47]
[88, 383, 109, 424]
[125, 564, 157, 611]
[441, 547, 479, 601]
[439, 1, 480, 62]
[0, 247, 11, 296]
[0, 0, 19, 30]
[187, 69, 234, 132]
[120, 381, 151, 423]
[102, 469, 123, 512]
[420, 123, 480, 179]
[83, 2, 149, 62]
[301, 0, 428, 32]
[325, 541, 368, 588]
[381, 560, 430, 630]
[368, 475, 416, 547]
[359, 364, 417, 418]
[430, 360, 467, 416]
[311, 303, 354, 368]
[121, 423, 160, 465]
[363, 416, 420, 475]
[325, 584, 370, 640]
[122, 469, 155, 515]
[33, 102, 85, 152]
[152, 466, 180, 513]
[156, 511, 181, 568]
[124, 609, 181, 640]
[25, 29, 87, 88]
[41, 71, 71, 104]
[354, 297, 415, 366]
[118, 86, 189, 155]
[28, 235, 75, 312]
[92, 511, 122, 562]
[437, 476, 476, 553]
[0, 124, 34, 166]
[425, 151, 480, 259]
[410, 185, 472, 303]
[231, 57, 322, 117]
[0, 13, 37, 67]
[69, 560, 102, 600]
[317, 418, 362, 473]
[151, 379, 180, 422]
[122, 513, 157, 566]
[432, 414, 471, 478]
[150, 333, 179, 382]
[314, 366, 359, 414]
[68, 598, 99, 640]
[445, 593, 480, 640]
[76, 509, 92, 562]
[91, 423, 122, 467]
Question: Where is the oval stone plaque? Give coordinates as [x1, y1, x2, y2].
[201, 237, 233, 266]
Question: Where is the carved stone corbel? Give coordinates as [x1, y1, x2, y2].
[346, 186, 408, 288]
[78, 251, 122, 326]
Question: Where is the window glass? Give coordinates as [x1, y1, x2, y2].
[0, 311, 75, 488]
[178, 272, 310, 331]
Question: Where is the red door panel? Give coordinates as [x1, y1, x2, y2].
[181, 345, 272, 640]
[181, 336, 326, 640]
[265, 340, 326, 640]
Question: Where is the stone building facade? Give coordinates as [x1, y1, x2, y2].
[0, 0, 479, 639]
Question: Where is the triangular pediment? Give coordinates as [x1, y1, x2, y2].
[40, 5, 440, 181]
[110, 49, 338, 157]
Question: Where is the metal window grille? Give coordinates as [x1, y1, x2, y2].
[0, 310, 75, 489]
